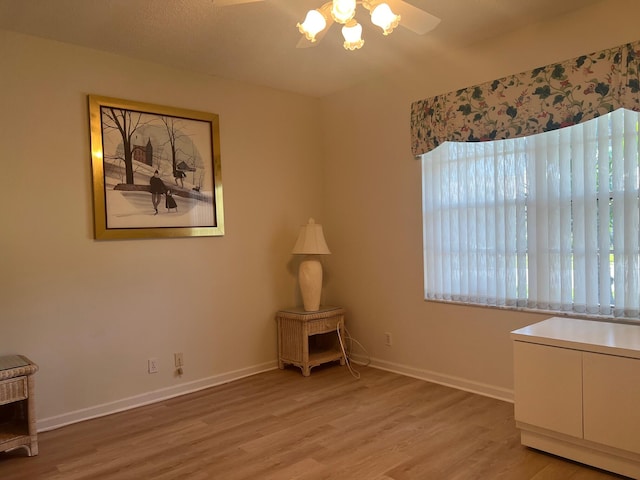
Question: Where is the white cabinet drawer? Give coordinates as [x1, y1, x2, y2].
[583, 352, 640, 454]
[513, 341, 583, 438]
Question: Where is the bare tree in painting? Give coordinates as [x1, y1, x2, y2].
[101, 107, 147, 185]
[160, 116, 190, 185]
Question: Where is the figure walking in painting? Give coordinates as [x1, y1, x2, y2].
[166, 189, 178, 212]
[173, 169, 186, 188]
[149, 170, 167, 215]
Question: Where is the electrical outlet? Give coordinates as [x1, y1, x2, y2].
[148, 358, 158, 374]
[174, 352, 184, 368]
[384, 332, 392, 347]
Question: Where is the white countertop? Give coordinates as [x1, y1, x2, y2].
[511, 317, 640, 359]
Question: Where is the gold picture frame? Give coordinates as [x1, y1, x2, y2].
[88, 95, 224, 240]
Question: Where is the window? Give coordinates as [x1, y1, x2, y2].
[421, 108, 640, 320]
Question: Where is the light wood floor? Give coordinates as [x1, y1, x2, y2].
[0, 364, 630, 480]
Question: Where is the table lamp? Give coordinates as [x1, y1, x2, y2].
[292, 218, 331, 311]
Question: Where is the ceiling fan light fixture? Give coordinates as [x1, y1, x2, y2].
[370, 2, 400, 35]
[297, 9, 328, 42]
[295, 0, 438, 50]
[342, 20, 364, 50]
[331, 0, 356, 24]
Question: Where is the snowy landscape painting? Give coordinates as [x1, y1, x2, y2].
[89, 95, 224, 239]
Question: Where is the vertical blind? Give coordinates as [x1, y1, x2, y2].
[422, 108, 640, 319]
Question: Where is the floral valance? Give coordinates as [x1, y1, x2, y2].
[410, 40, 640, 157]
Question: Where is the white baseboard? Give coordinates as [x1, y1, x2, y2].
[38, 358, 512, 432]
[37, 361, 278, 432]
[353, 355, 514, 403]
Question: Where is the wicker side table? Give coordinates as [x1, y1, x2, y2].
[0, 355, 38, 456]
[276, 306, 346, 376]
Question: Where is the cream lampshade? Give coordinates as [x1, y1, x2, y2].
[292, 218, 331, 311]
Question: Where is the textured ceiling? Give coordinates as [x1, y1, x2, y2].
[0, 0, 603, 97]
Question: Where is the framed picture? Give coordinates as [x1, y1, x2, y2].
[88, 95, 224, 240]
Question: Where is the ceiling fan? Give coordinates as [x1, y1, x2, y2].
[214, 0, 441, 50]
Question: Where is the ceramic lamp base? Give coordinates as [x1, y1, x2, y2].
[299, 257, 323, 311]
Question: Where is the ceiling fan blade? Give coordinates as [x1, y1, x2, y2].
[214, 0, 264, 6]
[296, 19, 334, 48]
[388, 0, 441, 35]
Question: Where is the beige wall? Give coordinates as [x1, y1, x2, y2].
[0, 30, 324, 427]
[2, 0, 639, 429]
[321, 0, 640, 398]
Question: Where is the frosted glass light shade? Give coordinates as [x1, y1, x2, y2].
[297, 9, 327, 42]
[370, 3, 400, 34]
[331, 0, 356, 23]
[342, 21, 364, 50]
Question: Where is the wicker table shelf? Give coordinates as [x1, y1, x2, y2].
[0, 355, 38, 456]
[276, 306, 346, 376]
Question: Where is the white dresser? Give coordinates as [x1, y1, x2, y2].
[511, 317, 640, 479]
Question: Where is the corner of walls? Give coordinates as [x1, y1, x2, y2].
[318, 2, 640, 396]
